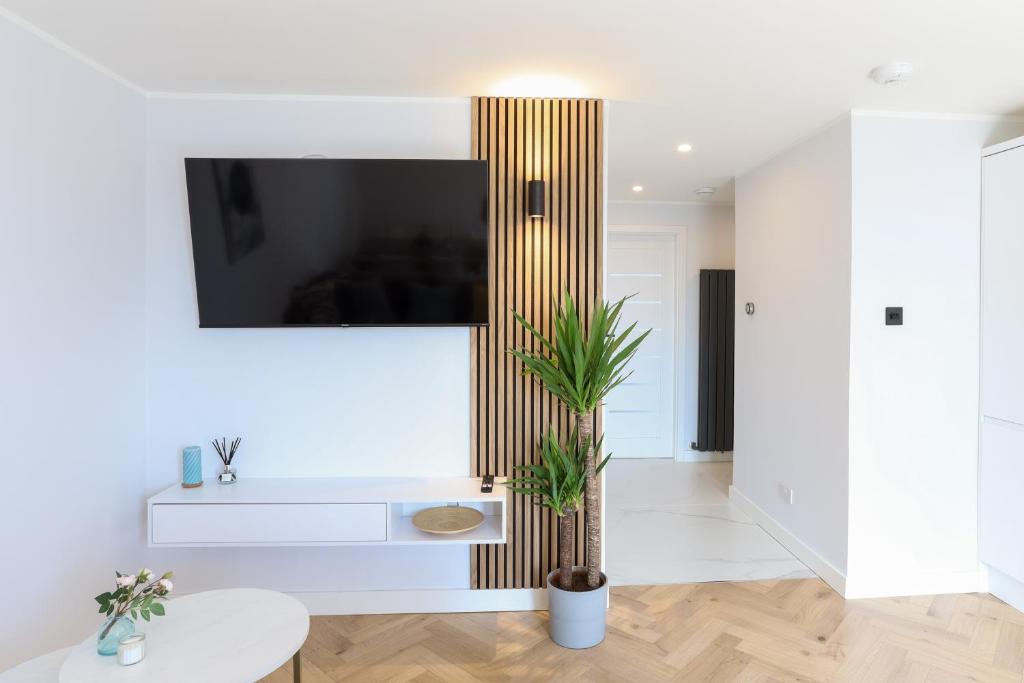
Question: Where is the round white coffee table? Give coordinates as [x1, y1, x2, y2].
[0, 647, 72, 682]
[59, 588, 309, 683]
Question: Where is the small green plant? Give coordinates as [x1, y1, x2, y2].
[510, 291, 650, 589]
[506, 428, 609, 590]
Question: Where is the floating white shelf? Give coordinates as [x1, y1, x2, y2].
[389, 512, 505, 546]
[147, 477, 507, 548]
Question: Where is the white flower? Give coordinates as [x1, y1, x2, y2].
[157, 579, 173, 594]
[138, 568, 152, 581]
[116, 575, 137, 589]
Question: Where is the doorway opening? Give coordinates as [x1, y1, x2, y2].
[604, 225, 810, 585]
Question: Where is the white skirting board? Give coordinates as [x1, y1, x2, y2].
[729, 485, 847, 595]
[676, 449, 733, 463]
[730, 486, 985, 599]
[289, 588, 548, 616]
[985, 565, 1024, 613]
[843, 568, 984, 600]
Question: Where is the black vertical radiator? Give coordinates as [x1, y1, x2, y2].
[693, 269, 735, 452]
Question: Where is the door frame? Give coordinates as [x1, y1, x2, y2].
[606, 224, 687, 459]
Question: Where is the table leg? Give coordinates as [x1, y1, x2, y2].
[293, 650, 301, 683]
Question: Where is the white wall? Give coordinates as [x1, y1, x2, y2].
[845, 113, 1024, 597]
[734, 113, 1024, 598]
[608, 201, 735, 456]
[143, 96, 475, 595]
[0, 13, 147, 670]
[733, 118, 853, 578]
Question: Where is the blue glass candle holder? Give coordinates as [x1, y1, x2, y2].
[182, 446, 203, 488]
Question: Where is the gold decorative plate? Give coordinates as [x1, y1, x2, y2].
[412, 506, 485, 535]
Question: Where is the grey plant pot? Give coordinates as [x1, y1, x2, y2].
[546, 568, 608, 649]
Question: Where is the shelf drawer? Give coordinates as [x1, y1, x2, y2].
[151, 503, 387, 545]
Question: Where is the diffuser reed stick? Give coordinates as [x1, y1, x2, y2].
[212, 437, 240, 467]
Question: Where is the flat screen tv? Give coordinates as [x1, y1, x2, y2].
[184, 158, 489, 327]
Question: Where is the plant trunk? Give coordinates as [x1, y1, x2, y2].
[558, 512, 575, 592]
[577, 411, 601, 589]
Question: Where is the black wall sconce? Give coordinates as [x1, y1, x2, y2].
[527, 180, 545, 218]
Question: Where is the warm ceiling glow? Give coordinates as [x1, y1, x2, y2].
[677, 143, 693, 153]
[490, 74, 588, 98]
[632, 185, 644, 193]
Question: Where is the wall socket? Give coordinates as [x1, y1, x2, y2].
[779, 484, 794, 505]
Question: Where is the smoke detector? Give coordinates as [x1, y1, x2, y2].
[694, 186, 716, 197]
[869, 62, 914, 85]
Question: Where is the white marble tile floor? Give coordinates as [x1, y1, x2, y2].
[605, 459, 813, 586]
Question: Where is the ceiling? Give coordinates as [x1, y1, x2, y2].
[6, 0, 1024, 202]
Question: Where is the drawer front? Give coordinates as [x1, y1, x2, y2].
[152, 503, 387, 545]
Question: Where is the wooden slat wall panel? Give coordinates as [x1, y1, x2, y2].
[470, 96, 604, 590]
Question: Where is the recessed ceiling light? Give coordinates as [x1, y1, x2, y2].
[677, 143, 693, 153]
[632, 185, 644, 193]
[694, 186, 716, 197]
[869, 62, 914, 85]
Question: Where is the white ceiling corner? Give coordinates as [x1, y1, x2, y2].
[4, 0, 1024, 202]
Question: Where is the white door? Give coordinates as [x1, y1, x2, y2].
[605, 232, 677, 458]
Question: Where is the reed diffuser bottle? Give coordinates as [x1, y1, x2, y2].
[212, 437, 240, 484]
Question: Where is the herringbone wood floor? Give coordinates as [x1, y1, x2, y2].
[261, 579, 1024, 682]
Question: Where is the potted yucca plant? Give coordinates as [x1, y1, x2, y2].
[505, 428, 608, 591]
[506, 428, 610, 648]
[508, 291, 649, 648]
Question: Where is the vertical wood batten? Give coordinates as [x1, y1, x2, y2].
[512, 96, 522, 589]
[470, 99, 480, 590]
[470, 96, 603, 590]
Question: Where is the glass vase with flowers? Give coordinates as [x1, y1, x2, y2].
[94, 569, 174, 655]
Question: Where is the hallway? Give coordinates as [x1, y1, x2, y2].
[606, 460, 813, 586]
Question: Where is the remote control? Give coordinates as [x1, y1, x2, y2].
[481, 474, 494, 493]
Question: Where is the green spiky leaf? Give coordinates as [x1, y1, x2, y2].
[504, 427, 588, 518]
[508, 290, 651, 414]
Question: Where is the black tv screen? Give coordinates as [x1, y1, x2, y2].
[184, 158, 489, 327]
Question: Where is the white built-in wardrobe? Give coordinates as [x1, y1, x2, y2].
[980, 136, 1024, 611]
